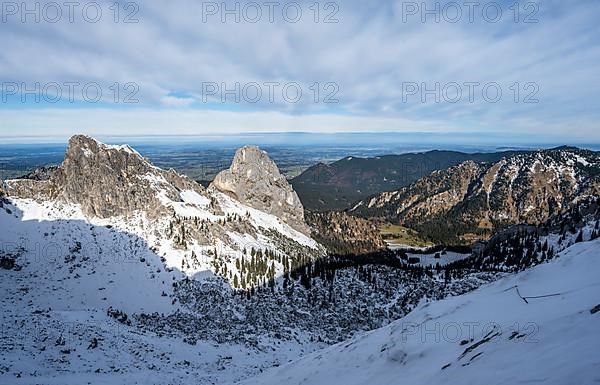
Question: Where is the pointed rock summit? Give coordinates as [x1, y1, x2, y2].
[212, 146, 310, 235]
[6, 135, 204, 219]
[53, 135, 172, 217]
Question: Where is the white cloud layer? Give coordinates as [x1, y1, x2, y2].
[0, 0, 599, 141]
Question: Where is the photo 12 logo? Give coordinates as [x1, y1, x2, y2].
[399, 321, 540, 344]
[200, 2, 339, 23]
[201, 81, 339, 104]
[1, 82, 140, 104]
[0, 1, 140, 23]
[400, 1, 539, 24]
[401, 81, 540, 104]
[0, 239, 138, 266]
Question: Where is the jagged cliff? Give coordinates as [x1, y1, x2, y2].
[6, 135, 205, 219]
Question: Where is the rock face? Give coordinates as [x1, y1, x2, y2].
[0, 183, 9, 210]
[54, 135, 206, 218]
[351, 148, 600, 244]
[5, 137, 313, 243]
[211, 146, 310, 235]
[6, 135, 203, 219]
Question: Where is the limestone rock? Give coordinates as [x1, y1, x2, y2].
[5, 135, 205, 219]
[211, 146, 310, 235]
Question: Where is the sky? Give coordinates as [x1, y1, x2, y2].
[0, 0, 599, 144]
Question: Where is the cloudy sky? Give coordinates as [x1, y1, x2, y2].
[1, 0, 599, 143]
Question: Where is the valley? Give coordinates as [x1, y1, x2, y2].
[378, 223, 434, 249]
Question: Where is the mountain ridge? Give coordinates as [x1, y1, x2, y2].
[350, 147, 600, 244]
[291, 149, 529, 211]
[3, 135, 321, 290]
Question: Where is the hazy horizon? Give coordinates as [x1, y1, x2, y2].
[1, 131, 600, 151]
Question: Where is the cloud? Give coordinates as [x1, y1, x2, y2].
[0, 107, 454, 137]
[160, 95, 196, 108]
[0, 0, 599, 141]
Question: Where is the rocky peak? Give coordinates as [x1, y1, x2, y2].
[211, 146, 310, 235]
[6, 135, 205, 219]
[61, 134, 147, 173]
[51, 135, 156, 217]
[6, 137, 311, 238]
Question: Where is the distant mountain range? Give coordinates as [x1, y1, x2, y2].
[291, 150, 527, 211]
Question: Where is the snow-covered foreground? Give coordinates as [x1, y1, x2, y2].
[2, 178, 599, 384]
[242, 239, 600, 385]
[0, 198, 319, 384]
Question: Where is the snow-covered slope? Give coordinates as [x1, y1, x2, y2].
[0, 195, 492, 384]
[241, 239, 600, 385]
[3, 135, 322, 290]
[0, 136, 329, 383]
[0, 136, 327, 384]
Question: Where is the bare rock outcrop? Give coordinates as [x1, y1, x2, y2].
[211, 146, 310, 235]
[5, 136, 312, 240]
[5, 135, 206, 219]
